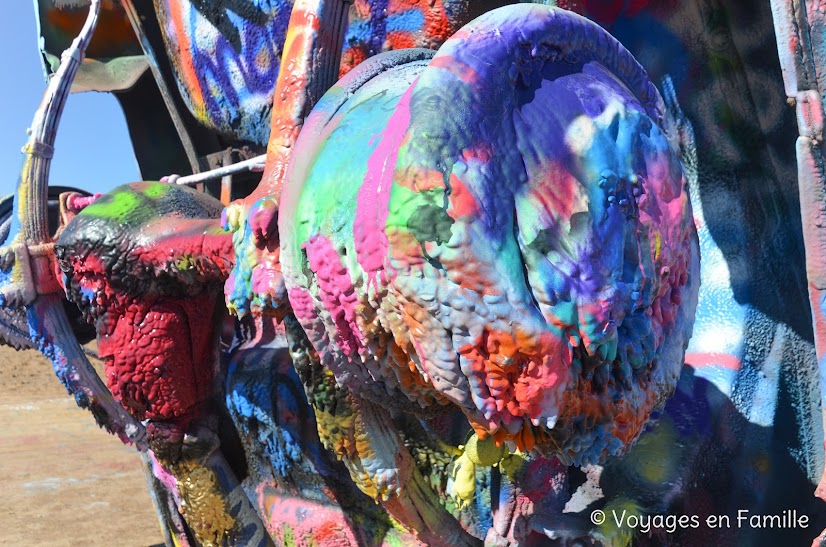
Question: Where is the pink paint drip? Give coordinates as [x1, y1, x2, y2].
[248, 197, 279, 243]
[353, 82, 417, 291]
[303, 235, 364, 355]
[149, 451, 183, 503]
[289, 287, 316, 322]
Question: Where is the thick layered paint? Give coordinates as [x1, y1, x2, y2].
[18, 0, 826, 544]
[45, 181, 281, 543]
[225, 313, 485, 544]
[56, 182, 231, 431]
[341, 0, 514, 78]
[279, 5, 698, 471]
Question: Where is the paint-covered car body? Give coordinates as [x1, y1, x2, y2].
[5, 1, 826, 546]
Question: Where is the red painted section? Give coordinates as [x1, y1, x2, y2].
[460, 328, 568, 452]
[96, 291, 220, 422]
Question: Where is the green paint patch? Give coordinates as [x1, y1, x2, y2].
[599, 497, 641, 547]
[387, 515, 410, 536]
[81, 189, 141, 221]
[175, 255, 194, 271]
[499, 452, 526, 479]
[383, 531, 404, 547]
[143, 182, 170, 198]
[280, 524, 295, 547]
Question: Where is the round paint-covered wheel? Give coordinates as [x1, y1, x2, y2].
[280, 5, 699, 466]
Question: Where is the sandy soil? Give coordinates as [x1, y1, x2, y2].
[0, 344, 164, 547]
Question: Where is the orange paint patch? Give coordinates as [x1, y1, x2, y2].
[340, 46, 368, 77]
[353, 0, 372, 18]
[46, 2, 138, 58]
[387, 0, 425, 14]
[385, 31, 417, 50]
[447, 174, 479, 218]
[423, 1, 451, 43]
[394, 166, 446, 193]
[387, 228, 426, 267]
[259, 5, 323, 198]
[459, 328, 567, 452]
[526, 161, 584, 229]
[166, 0, 206, 118]
[461, 144, 493, 164]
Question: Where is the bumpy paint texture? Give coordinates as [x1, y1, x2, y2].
[219, 3, 700, 543]
[55, 183, 234, 454]
[54, 183, 273, 545]
[278, 4, 698, 468]
[9, 0, 826, 545]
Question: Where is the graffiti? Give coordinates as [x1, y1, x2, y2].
[154, 0, 516, 145]
[341, 0, 459, 74]
[154, 0, 291, 144]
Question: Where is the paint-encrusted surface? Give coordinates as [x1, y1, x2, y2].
[56, 183, 231, 426]
[278, 5, 699, 466]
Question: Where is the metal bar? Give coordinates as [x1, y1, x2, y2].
[1, 0, 102, 306]
[1, 0, 148, 448]
[120, 0, 203, 174]
[167, 154, 266, 187]
[769, 0, 826, 505]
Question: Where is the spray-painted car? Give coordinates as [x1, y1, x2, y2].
[2, 0, 825, 545]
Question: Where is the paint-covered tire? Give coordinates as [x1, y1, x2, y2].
[279, 5, 700, 465]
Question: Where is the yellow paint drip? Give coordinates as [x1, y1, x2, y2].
[654, 231, 662, 260]
[448, 452, 477, 508]
[314, 406, 356, 458]
[598, 497, 641, 547]
[170, 460, 236, 547]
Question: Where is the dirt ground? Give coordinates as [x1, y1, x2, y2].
[0, 344, 164, 547]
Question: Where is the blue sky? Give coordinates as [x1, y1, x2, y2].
[0, 2, 140, 197]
